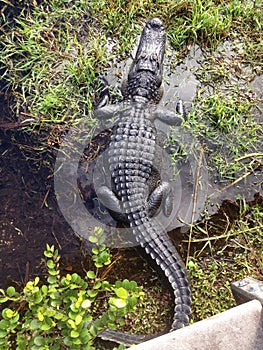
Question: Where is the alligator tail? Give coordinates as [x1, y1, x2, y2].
[130, 209, 192, 330]
[98, 211, 191, 346]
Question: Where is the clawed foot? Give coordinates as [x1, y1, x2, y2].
[146, 181, 173, 218]
[92, 75, 110, 109]
[154, 99, 187, 126]
[176, 99, 187, 120]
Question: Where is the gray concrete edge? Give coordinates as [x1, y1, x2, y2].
[129, 300, 263, 350]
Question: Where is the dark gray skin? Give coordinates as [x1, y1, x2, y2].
[94, 18, 191, 344]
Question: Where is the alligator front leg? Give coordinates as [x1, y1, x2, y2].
[154, 100, 186, 125]
[93, 76, 111, 109]
[94, 104, 120, 120]
[147, 181, 173, 218]
[93, 76, 121, 120]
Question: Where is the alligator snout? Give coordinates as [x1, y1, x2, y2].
[123, 18, 166, 103]
[146, 17, 165, 30]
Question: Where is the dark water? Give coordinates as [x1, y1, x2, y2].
[75, 42, 262, 241]
[0, 93, 81, 289]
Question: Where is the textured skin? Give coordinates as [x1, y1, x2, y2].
[106, 106, 191, 330]
[95, 18, 191, 341]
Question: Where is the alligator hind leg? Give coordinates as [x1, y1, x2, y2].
[147, 181, 173, 218]
[96, 185, 128, 223]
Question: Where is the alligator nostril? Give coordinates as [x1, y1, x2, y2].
[149, 18, 164, 29]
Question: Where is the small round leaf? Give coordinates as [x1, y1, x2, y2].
[6, 287, 17, 297]
[81, 299, 91, 309]
[114, 287, 128, 299]
[88, 236, 98, 243]
[34, 336, 45, 346]
[87, 271, 95, 279]
[70, 330, 79, 338]
[113, 298, 127, 308]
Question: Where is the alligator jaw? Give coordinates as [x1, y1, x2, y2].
[122, 18, 166, 104]
[131, 18, 166, 80]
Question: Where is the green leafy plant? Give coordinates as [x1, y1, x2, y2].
[187, 259, 239, 321]
[0, 228, 144, 349]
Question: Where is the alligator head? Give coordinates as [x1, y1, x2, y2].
[121, 18, 166, 104]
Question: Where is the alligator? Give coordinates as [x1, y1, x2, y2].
[94, 18, 191, 343]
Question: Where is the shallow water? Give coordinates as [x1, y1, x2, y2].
[75, 40, 262, 243]
[0, 35, 262, 292]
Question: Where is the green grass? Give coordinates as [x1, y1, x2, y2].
[188, 195, 263, 322]
[0, 0, 262, 333]
[1, 1, 110, 131]
[90, 0, 262, 53]
[1, 0, 262, 134]
[188, 259, 242, 321]
[185, 87, 262, 180]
